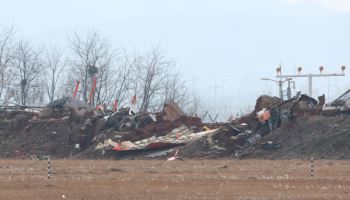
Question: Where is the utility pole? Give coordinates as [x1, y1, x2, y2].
[276, 66, 346, 97]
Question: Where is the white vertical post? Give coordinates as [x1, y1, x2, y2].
[278, 79, 283, 100]
[287, 80, 291, 100]
[308, 74, 312, 97]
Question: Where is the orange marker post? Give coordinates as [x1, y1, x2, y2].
[89, 77, 97, 104]
[113, 100, 118, 112]
[73, 81, 80, 98]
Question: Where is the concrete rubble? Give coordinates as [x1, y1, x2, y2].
[1, 91, 350, 160]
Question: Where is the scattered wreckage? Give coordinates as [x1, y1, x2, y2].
[322, 89, 350, 115]
[0, 90, 348, 160]
[90, 92, 329, 159]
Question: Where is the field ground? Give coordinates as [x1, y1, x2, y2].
[0, 159, 349, 200]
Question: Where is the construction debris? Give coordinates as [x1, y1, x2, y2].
[1, 90, 350, 160]
[331, 89, 350, 107]
[320, 90, 350, 116]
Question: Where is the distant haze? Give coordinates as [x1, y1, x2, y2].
[1, 0, 350, 121]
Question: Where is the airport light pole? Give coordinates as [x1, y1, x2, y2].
[286, 78, 295, 100]
[260, 77, 293, 100]
[275, 66, 346, 97]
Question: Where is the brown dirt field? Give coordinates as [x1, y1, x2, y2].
[0, 159, 349, 200]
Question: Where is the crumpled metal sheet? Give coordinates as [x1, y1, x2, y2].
[98, 125, 220, 152]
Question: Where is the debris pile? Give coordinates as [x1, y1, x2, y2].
[247, 115, 350, 159]
[0, 90, 350, 160]
[82, 100, 202, 159]
[322, 89, 350, 115]
[0, 97, 101, 158]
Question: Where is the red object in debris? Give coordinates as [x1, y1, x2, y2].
[262, 111, 271, 121]
[88, 77, 97, 104]
[96, 105, 103, 111]
[113, 100, 118, 112]
[131, 95, 137, 104]
[113, 144, 121, 151]
[167, 150, 179, 161]
[113, 143, 127, 151]
[73, 81, 80, 98]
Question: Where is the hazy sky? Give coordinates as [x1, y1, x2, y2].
[1, 0, 350, 119]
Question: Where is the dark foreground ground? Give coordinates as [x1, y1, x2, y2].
[0, 159, 349, 200]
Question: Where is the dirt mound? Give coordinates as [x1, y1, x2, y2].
[0, 109, 102, 158]
[247, 115, 350, 159]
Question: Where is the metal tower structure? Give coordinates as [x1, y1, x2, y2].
[260, 77, 294, 100]
[275, 65, 346, 97]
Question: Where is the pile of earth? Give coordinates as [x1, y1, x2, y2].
[246, 115, 350, 159]
[0, 110, 102, 158]
[0, 107, 202, 159]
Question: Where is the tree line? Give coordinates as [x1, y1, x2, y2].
[0, 26, 200, 115]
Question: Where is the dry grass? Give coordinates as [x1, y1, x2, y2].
[0, 159, 349, 199]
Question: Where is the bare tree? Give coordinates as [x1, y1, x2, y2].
[13, 39, 42, 105]
[68, 29, 116, 105]
[0, 27, 198, 110]
[0, 26, 16, 105]
[161, 69, 188, 109]
[184, 92, 202, 116]
[133, 47, 175, 111]
[41, 47, 66, 102]
[93, 46, 119, 106]
[95, 49, 135, 108]
[131, 47, 196, 112]
[57, 72, 76, 100]
[162, 70, 202, 116]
